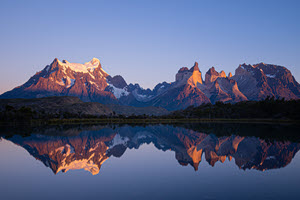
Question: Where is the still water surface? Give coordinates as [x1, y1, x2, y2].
[0, 124, 299, 200]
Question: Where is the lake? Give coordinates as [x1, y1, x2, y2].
[0, 123, 299, 200]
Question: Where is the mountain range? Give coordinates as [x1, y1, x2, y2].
[1, 58, 299, 110]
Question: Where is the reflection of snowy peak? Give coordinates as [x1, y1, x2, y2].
[7, 132, 116, 175]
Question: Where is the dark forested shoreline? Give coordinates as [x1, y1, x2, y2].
[170, 97, 300, 120]
[1, 122, 300, 143]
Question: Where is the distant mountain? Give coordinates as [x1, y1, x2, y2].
[232, 63, 300, 100]
[1, 58, 299, 110]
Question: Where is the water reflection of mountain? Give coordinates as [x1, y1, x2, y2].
[3, 125, 300, 175]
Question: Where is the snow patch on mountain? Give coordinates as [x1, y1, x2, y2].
[66, 78, 75, 88]
[56, 79, 65, 86]
[45, 65, 50, 72]
[266, 74, 276, 78]
[49, 70, 56, 75]
[109, 84, 129, 99]
[132, 90, 153, 102]
[265, 156, 276, 160]
[66, 144, 75, 154]
[109, 134, 129, 148]
[57, 58, 100, 73]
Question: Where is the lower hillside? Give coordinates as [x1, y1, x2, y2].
[0, 96, 113, 120]
[1, 96, 299, 124]
[0, 96, 169, 122]
[107, 104, 169, 116]
[169, 97, 300, 120]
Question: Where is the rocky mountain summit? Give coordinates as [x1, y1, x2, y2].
[232, 63, 300, 100]
[0, 58, 117, 104]
[1, 58, 299, 110]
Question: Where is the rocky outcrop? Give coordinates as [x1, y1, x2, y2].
[205, 67, 227, 85]
[209, 78, 248, 103]
[107, 75, 127, 89]
[148, 84, 211, 111]
[176, 62, 203, 87]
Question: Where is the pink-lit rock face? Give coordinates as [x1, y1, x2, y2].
[175, 62, 203, 86]
[205, 67, 227, 85]
[0, 58, 118, 104]
[232, 63, 300, 101]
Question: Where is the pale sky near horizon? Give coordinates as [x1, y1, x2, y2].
[0, 0, 299, 94]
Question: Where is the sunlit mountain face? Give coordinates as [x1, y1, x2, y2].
[3, 125, 300, 175]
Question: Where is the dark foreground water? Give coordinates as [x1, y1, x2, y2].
[0, 124, 299, 200]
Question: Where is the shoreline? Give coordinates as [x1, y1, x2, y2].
[0, 118, 299, 126]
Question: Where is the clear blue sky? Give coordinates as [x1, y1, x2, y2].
[0, 0, 299, 94]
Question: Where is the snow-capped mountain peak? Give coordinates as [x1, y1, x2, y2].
[57, 58, 101, 73]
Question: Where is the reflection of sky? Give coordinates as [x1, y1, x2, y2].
[0, 139, 299, 200]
